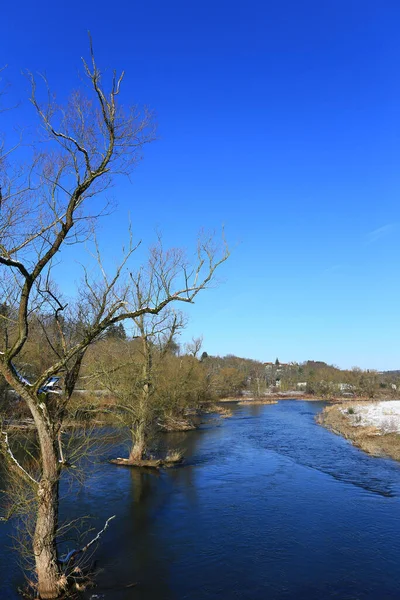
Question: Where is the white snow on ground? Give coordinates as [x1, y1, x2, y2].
[342, 400, 400, 434]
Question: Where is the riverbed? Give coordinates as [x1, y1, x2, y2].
[2, 400, 400, 599]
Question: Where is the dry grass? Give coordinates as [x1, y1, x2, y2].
[218, 397, 241, 402]
[238, 398, 278, 406]
[203, 404, 234, 418]
[317, 403, 400, 461]
[164, 450, 184, 465]
[158, 416, 196, 432]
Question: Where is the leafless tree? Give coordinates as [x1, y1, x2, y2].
[185, 335, 203, 358]
[94, 307, 185, 465]
[0, 41, 228, 599]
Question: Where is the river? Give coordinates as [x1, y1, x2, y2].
[2, 400, 400, 599]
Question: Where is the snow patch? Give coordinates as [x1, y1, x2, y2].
[342, 401, 400, 434]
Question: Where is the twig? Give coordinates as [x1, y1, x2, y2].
[60, 514, 116, 565]
[1, 430, 38, 486]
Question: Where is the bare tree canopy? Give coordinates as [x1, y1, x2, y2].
[0, 40, 228, 600]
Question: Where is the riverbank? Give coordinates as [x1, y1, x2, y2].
[216, 392, 321, 404]
[317, 400, 400, 461]
[219, 393, 324, 402]
[237, 398, 278, 405]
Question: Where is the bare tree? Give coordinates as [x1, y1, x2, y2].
[94, 308, 185, 465]
[185, 335, 203, 358]
[0, 42, 228, 599]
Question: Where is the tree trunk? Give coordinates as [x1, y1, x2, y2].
[129, 422, 146, 462]
[127, 334, 152, 464]
[33, 424, 62, 599]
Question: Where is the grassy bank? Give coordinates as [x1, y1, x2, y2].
[237, 398, 278, 405]
[316, 402, 400, 461]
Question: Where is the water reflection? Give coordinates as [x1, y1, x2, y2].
[129, 468, 161, 506]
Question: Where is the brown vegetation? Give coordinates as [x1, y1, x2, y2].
[202, 404, 234, 418]
[276, 360, 400, 399]
[316, 403, 400, 461]
[238, 398, 278, 405]
[110, 448, 183, 469]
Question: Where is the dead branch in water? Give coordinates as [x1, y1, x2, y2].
[60, 514, 116, 567]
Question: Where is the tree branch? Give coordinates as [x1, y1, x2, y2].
[1, 429, 39, 486]
[59, 514, 116, 566]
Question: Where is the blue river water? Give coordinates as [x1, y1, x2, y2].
[2, 400, 400, 599]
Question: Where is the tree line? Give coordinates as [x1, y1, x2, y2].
[275, 360, 400, 398]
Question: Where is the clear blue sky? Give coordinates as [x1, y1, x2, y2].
[2, 1, 400, 370]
